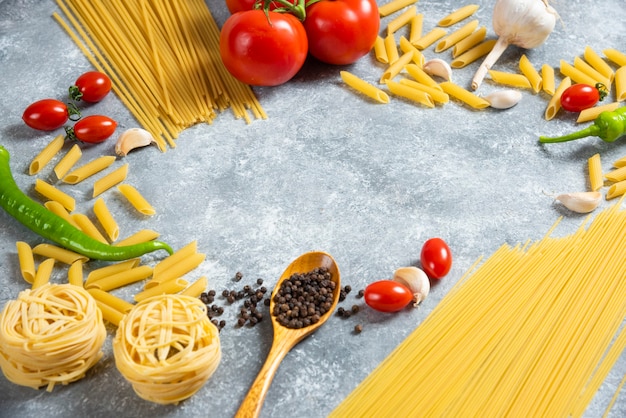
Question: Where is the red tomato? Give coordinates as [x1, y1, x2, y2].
[560, 84, 600, 112]
[304, 0, 380, 65]
[69, 115, 117, 143]
[71, 71, 112, 103]
[420, 238, 452, 279]
[219, 10, 308, 86]
[22, 99, 68, 131]
[364, 280, 413, 313]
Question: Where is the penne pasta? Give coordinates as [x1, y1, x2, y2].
[560, 60, 600, 87]
[135, 278, 188, 302]
[68, 260, 84, 286]
[615, 66, 626, 102]
[44, 200, 80, 228]
[153, 241, 198, 278]
[340, 71, 390, 104]
[387, 6, 417, 36]
[541, 64, 555, 96]
[35, 179, 75, 212]
[378, 0, 417, 17]
[16, 241, 36, 284]
[584, 46, 614, 83]
[573, 56, 611, 88]
[613, 155, 626, 168]
[488, 70, 532, 89]
[32, 258, 55, 289]
[85, 265, 153, 291]
[452, 26, 486, 58]
[117, 184, 156, 216]
[94, 300, 125, 327]
[450, 39, 496, 68]
[380, 51, 415, 83]
[93, 197, 120, 241]
[439, 81, 490, 109]
[399, 36, 424, 67]
[405, 64, 441, 90]
[399, 79, 449, 104]
[544, 77, 572, 120]
[519, 55, 542, 93]
[412, 28, 447, 50]
[385, 80, 435, 108]
[32, 243, 89, 265]
[114, 229, 161, 247]
[85, 258, 140, 286]
[53, 143, 82, 180]
[438, 4, 479, 27]
[603, 48, 626, 67]
[606, 180, 626, 200]
[384, 33, 400, 64]
[29, 134, 64, 175]
[93, 163, 129, 197]
[146, 252, 206, 288]
[71, 213, 109, 243]
[63, 155, 116, 184]
[88, 288, 134, 313]
[577, 102, 621, 123]
[435, 19, 478, 52]
[408, 14, 423, 44]
[181, 276, 209, 298]
[604, 166, 626, 183]
[373, 36, 388, 64]
[588, 153, 603, 192]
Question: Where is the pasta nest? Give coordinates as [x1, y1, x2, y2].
[0, 283, 106, 391]
[113, 294, 221, 404]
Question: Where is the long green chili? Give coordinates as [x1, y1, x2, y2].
[539, 106, 626, 143]
[0, 145, 173, 261]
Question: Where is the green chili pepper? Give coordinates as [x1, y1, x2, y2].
[539, 106, 626, 143]
[0, 145, 173, 261]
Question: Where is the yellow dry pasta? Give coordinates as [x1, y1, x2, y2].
[615, 66, 626, 102]
[450, 39, 496, 68]
[404, 64, 440, 90]
[85, 265, 153, 291]
[117, 184, 156, 216]
[134, 278, 189, 302]
[93, 163, 129, 197]
[153, 241, 197, 278]
[560, 60, 599, 87]
[408, 13, 423, 44]
[384, 33, 400, 64]
[398, 36, 424, 67]
[544, 77, 572, 120]
[588, 153, 603, 192]
[85, 258, 140, 286]
[412, 28, 447, 50]
[541, 64, 555, 95]
[53, 144, 82, 180]
[87, 288, 134, 313]
[607, 180, 626, 199]
[63, 155, 116, 185]
[16, 241, 36, 284]
[604, 165, 626, 183]
[32, 243, 89, 265]
[181, 276, 209, 298]
[44, 201, 79, 228]
[29, 134, 64, 175]
[573, 56, 611, 88]
[584, 46, 614, 82]
[613, 155, 626, 168]
[386, 6, 416, 36]
[71, 213, 109, 243]
[114, 229, 161, 247]
[577, 102, 621, 123]
[31, 258, 55, 289]
[146, 252, 206, 289]
[604, 48, 626, 67]
[452, 26, 486, 57]
[94, 300, 125, 327]
[373, 36, 388, 64]
[488, 70, 532, 89]
[378, 0, 417, 17]
[380, 51, 415, 83]
[439, 81, 490, 109]
[435, 19, 478, 52]
[385, 80, 435, 108]
[93, 198, 119, 241]
[438, 4, 479, 27]
[399, 79, 449, 104]
[340, 71, 390, 104]
[67, 260, 84, 287]
[519, 55, 542, 93]
[34, 179, 75, 212]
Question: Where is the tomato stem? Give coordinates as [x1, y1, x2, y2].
[256, 0, 306, 21]
[68, 85, 83, 102]
[66, 102, 82, 121]
[64, 126, 77, 142]
[595, 82, 609, 101]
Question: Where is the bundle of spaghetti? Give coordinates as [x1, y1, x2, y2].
[53, 0, 266, 150]
[331, 202, 626, 417]
[0, 283, 106, 391]
[113, 294, 221, 404]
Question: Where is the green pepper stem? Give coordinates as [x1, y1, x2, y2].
[539, 125, 601, 143]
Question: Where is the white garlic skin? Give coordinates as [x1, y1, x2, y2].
[493, 0, 558, 49]
[115, 128, 157, 157]
[392, 266, 430, 307]
[555, 192, 601, 214]
[423, 58, 452, 81]
[484, 89, 523, 109]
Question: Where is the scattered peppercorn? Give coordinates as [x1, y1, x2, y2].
[357, 289, 365, 298]
[234, 272, 243, 281]
[354, 324, 363, 334]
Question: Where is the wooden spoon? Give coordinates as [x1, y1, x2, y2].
[234, 251, 341, 418]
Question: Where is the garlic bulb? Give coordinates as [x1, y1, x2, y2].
[392, 266, 430, 307]
[115, 128, 157, 156]
[471, 0, 558, 90]
[555, 192, 601, 214]
[484, 89, 523, 109]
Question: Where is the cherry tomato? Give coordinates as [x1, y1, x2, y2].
[22, 99, 69, 131]
[420, 237, 452, 280]
[364, 280, 413, 313]
[219, 10, 308, 86]
[560, 84, 604, 112]
[70, 71, 112, 103]
[304, 0, 380, 65]
[68, 115, 117, 143]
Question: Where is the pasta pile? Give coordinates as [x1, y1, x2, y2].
[331, 201, 626, 417]
[0, 283, 106, 391]
[53, 0, 267, 150]
[113, 294, 221, 404]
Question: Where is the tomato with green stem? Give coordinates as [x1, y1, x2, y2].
[560, 83, 608, 112]
[364, 280, 413, 312]
[22, 99, 80, 131]
[69, 71, 112, 103]
[420, 237, 452, 279]
[66, 115, 117, 144]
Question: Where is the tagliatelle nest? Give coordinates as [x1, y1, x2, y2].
[113, 294, 221, 405]
[0, 283, 107, 391]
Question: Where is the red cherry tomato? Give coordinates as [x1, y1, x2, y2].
[68, 115, 117, 144]
[364, 280, 413, 313]
[420, 238, 452, 279]
[304, 0, 380, 65]
[560, 84, 603, 112]
[22, 99, 69, 131]
[219, 10, 308, 86]
[70, 71, 112, 103]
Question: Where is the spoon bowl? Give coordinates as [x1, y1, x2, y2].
[234, 251, 341, 418]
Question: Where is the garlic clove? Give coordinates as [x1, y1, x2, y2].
[484, 89, 523, 109]
[115, 128, 157, 157]
[422, 58, 453, 81]
[392, 266, 430, 307]
[555, 191, 602, 214]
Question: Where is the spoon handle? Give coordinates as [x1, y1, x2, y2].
[234, 338, 291, 418]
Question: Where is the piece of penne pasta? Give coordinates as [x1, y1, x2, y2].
[604, 166, 626, 183]
[541, 64, 555, 96]
[134, 278, 188, 303]
[613, 155, 626, 168]
[603, 48, 626, 67]
[146, 252, 206, 288]
[450, 39, 496, 68]
[71, 213, 109, 243]
[607, 180, 626, 200]
[577, 102, 621, 123]
[63, 155, 116, 185]
[373, 36, 388, 64]
[114, 229, 161, 247]
[399, 79, 449, 104]
[409, 14, 423, 44]
[452, 26, 486, 58]
[93, 163, 129, 197]
[438, 4, 479, 27]
[153, 241, 197, 278]
[399, 36, 424, 67]
[387, 6, 417, 36]
[85, 265, 153, 291]
[93, 197, 120, 241]
[117, 184, 156, 216]
[488, 70, 532, 89]
[573, 56, 611, 88]
[68, 260, 84, 286]
[544, 77, 571, 120]
[181, 276, 209, 298]
[35, 179, 75, 212]
[588, 153, 603, 192]
[44, 200, 80, 228]
[32, 243, 89, 265]
[16, 241, 36, 284]
[584, 46, 614, 83]
[85, 258, 140, 286]
[380, 51, 415, 83]
[435, 19, 478, 52]
[94, 300, 125, 326]
[615, 66, 626, 102]
[439, 81, 490, 109]
[405, 64, 441, 90]
[412, 28, 447, 50]
[53, 144, 82, 180]
[519, 55, 542, 93]
[340, 71, 390, 104]
[384, 33, 400, 64]
[29, 134, 64, 175]
[378, 0, 417, 17]
[88, 288, 134, 313]
[32, 258, 55, 289]
[559, 60, 599, 87]
[386, 80, 434, 108]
